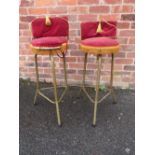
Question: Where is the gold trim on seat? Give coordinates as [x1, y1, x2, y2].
[30, 43, 68, 55]
[80, 44, 120, 55]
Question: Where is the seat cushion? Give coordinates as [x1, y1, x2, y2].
[31, 36, 67, 48]
[81, 37, 119, 47]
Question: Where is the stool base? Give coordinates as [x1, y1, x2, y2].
[34, 53, 68, 126]
[82, 53, 117, 126]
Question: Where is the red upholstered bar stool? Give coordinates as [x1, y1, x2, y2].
[80, 18, 120, 126]
[30, 16, 69, 126]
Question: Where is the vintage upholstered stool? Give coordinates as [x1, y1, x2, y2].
[80, 18, 120, 126]
[30, 16, 69, 126]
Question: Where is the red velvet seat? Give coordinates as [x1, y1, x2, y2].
[80, 21, 119, 54]
[81, 37, 119, 47]
[31, 36, 68, 48]
[30, 16, 69, 54]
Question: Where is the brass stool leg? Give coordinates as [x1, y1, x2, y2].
[79, 53, 88, 97]
[50, 55, 61, 126]
[110, 53, 117, 104]
[82, 53, 88, 86]
[34, 54, 39, 105]
[92, 55, 102, 127]
[62, 53, 68, 88]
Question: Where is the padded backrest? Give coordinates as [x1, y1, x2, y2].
[81, 21, 117, 40]
[31, 16, 69, 38]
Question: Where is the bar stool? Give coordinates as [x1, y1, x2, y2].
[30, 16, 69, 126]
[80, 17, 120, 126]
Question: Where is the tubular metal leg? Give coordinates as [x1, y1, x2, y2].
[62, 53, 68, 88]
[79, 53, 88, 96]
[50, 55, 61, 126]
[82, 53, 88, 86]
[110, 53, 117, 104]
[92, 55, 102, 126]
[34, 54, 39, 104]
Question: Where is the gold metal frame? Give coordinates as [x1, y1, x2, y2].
[33, 51, 68, 126]
[81, 53, 117, 127]
[32, 48, 117, 127]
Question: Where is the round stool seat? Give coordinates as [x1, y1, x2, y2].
[31, 36, 67, 49]
[30, 36, 68, 55]
[80, 37, 119, 55]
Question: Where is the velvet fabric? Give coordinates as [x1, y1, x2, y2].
[81, 21, 117, 40]
[81, 37, 119, 47]
[31, 36, 67, 47]
[31, 17, 69, 38]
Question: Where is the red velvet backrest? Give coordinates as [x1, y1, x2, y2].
[31, 16, 69, 38]
[81, 21, 117, 40]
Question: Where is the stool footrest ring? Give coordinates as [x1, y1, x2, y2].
[82, 86, 112, 104]
[36, 86, 68, 105]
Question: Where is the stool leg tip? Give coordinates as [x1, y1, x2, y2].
[33, 101, 38, 105]
[92, 124, 96, 128]
[113, 101, 117, 104]
[58, 123, 63, 127]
